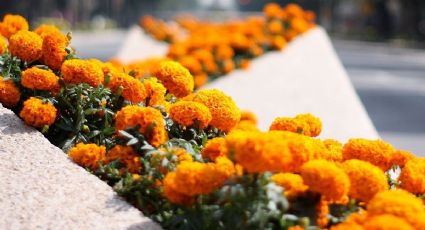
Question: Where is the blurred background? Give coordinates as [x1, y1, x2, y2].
[1, 0, 425, 153]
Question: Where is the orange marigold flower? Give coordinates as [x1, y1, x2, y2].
[61, 59, 104, 87]
[41, 31, 69, 70]
[115, 105, 167, 147]
[232, 120, 260, 132]
[300, 159, 350, 202]
[271, 173, 308, 199]
[222, 59, 235, 74]
[68, 143, 106, 169]
[108, 72, 147, 103]
[287, 226, 304, 230]
[169, 100, 212, 129]
[0, 14, 29, 38]
[34, 24, 62, 38]
[330, 222, 364, 230]
[341, 159, 388, 202]
[342, 139, 395, 171]
[105, 145, 141, 173]
[267, 20, 283, 34]
[399, 158, 425, 194]
[191, 89, 240, 132]
[391, 149, 415, 167]
[162, 171, 194, 206]
[0, 76, 21, 107]
[215, 45, 234, 60]
[263, 3, 283, 18]
[284, 3, 304, 18]
[271, 36, 287, 50]
[178, 55, 202, 75]
[330, 212, 367, 230]
[270, 113, 322, 137]
[143, 77, 167, 106]
[152, 61, 194, 98]
[0, 35, 7, 54]
[194, 73, 208, 88]
[316, 198, 330, 228]
[19, 97, 57, 128]
[21, 67, 59, 91]
[291, 18, 309, 34]
[367, 189, 425, 229]
[9, 31, 42, 63]
[239, 59, 251, 69]
[227, 130, 326, 173]
[202, 137, 228, 161]
[321, 139, 343, 162]
[363, 214, 414, 230]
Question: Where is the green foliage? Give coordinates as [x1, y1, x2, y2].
[0, 53, 26, 82]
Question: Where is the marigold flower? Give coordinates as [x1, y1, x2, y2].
[270, 113, 322, 137]
[330, 222, 364, 230]
[271, 36, 287, 50]
[227, 131, 326, 173]
[321, 139, 343, 162]
[202, 137, 228, 161]
[178, 55, 202, 75]
[300, 160, 350, 202]
[162, 172, 194, 206]
[222, 59, 235, 74]
[9, 30, 42, 63]
[240, 110, 258, 124]
[263, 3, 283, 18]
[190, 89, 240, 132]
[267, 20, 283, 34]
[19, 97, 57, 128]
[61, 59, 104, 87]
[341, 159, 388, 202]
[105, 145, 141, 173]
[284, 3, 304, 19]
[367, 189, 425, 229]
[232, 120, 260, 132]
[215, 45, 234, 60]
[0, 35, 7, 54]
[41, 31, 69, 70]
[115, 105, 167, 147]
[391, 150, 415, 167]
[343, 139, 395, 171]
[0, 14, 29, 38]
[169, 100, 212, 128]
[143, 77, 167, 106]
[399, 158, 425, 194]
[363, 214, 414, 230]
[316, 198, 330, 228]
[68, 143, 106, 169]
[21, 67, 59, 91]
[271, 173, 308, 199]
[34, 24, 62, 38]
[194, 73, 208, 88]
[0, 76, 21, 107]
[108, 72, 147, 103]
[152, 61, 194, 98]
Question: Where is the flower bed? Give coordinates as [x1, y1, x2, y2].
[0, 12, 425, 230]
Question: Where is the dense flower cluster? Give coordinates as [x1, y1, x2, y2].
[1, 13, 425, 230]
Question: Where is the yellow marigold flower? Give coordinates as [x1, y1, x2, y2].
[270, 113, 322, 137]
[0, 14, 29, 38]
[202, 137, 228, 161]
[21, 67, 59, 91]
[0, 35, 7, 54]
[341, 159, 388, 202]
[115, 105, 167, 147]
[232, 120, 260, 132]
[343, 139, 395, 171]
[162, 171, 194, 206]
[169, 101, 212, 129]
[300, 160, 350, 202]
[391, 149, 415, 167]
[316, 198, 330, 228]
[152, 61, 194, 98]
[41, 31, 69, 70]
[105, 145, 141, 173]
[240, 110, 258, 124]
[399, 158, 425, 194]
[263, 3, 283, 18]
[0, 76, 21, 107]
[367, 189, 425, 229]
[19, 97, 57, 128]
[227, 131, 326, 173]
[363, 214, 414, 230]
[191, 89, 240, 132]
[143, 77, 167, 106]
[178, 55, 202, 75]
[61, 59, 104, 87]
[271, 173, 308, 199]
[108, 72, 147, 103]
[33, 24, 61, 38]
[68, 143, 106, 169]
[9, 30, 42, 63]
[321, 139, 343, 162]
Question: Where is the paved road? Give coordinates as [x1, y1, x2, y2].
[333, 40, 425, 154]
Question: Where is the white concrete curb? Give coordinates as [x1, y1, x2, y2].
[0, 105, 161, 230]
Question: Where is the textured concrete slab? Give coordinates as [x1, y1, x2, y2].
[205, 27, 379, 141]
[0, 105, 161, 230]
[115, 26, 168, 63]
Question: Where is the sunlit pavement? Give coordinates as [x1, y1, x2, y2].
[334, 40, 425, 154]
[71, 30, 425, 155]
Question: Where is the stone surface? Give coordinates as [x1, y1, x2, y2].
[0, 105, 161, 230]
